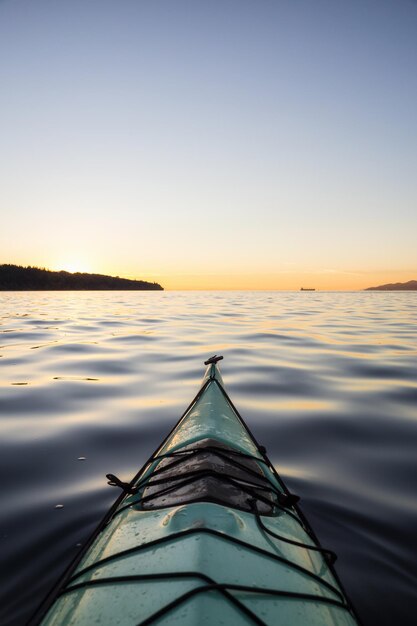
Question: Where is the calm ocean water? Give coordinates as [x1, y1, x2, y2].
[0, 291, 416, 625]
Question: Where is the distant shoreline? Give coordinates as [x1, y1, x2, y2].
[0, 265, 163, 291]
[365, 280, 417, 291]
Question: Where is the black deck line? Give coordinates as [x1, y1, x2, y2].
[251, 501, 337, 564]
[134, 581, 351, 626]
[60, 572, 266, 626]
[65, 526, 345, 603]
[58, 573, 351, 626]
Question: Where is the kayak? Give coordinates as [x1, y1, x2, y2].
[32, 356, 360, 626]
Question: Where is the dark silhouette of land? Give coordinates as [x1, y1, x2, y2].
[365, 280, 417, 291]
[0, 264, 163, 291]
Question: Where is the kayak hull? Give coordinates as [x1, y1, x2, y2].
[35, 360, 360, 626]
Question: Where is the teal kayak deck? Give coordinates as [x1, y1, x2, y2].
[35, 358, 360, 626]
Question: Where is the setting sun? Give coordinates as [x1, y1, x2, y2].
[55, 258, 93, 274]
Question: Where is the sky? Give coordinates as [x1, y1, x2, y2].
[1, 0, 416, 290]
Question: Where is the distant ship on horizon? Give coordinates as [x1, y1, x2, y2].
[300, 287, 316, 291]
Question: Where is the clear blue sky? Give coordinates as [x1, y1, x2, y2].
[1, 0, 416, 289]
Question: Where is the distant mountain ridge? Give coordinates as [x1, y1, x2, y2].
[0, 264, 163, 291]
[365, 280, 417, 291]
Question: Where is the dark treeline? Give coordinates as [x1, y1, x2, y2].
[0, 264, 163, 291]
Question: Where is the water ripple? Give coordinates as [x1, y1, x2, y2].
[0, 291, 416, 626]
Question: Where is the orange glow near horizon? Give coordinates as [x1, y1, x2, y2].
[3, 254, 416, 291]
[122, 269, 417, 291]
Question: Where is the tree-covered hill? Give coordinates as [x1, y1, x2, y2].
[365, 280, 417, 291]
[0, 265, 163, 291]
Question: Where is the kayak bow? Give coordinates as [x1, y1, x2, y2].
[33, 356, 360, 626]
